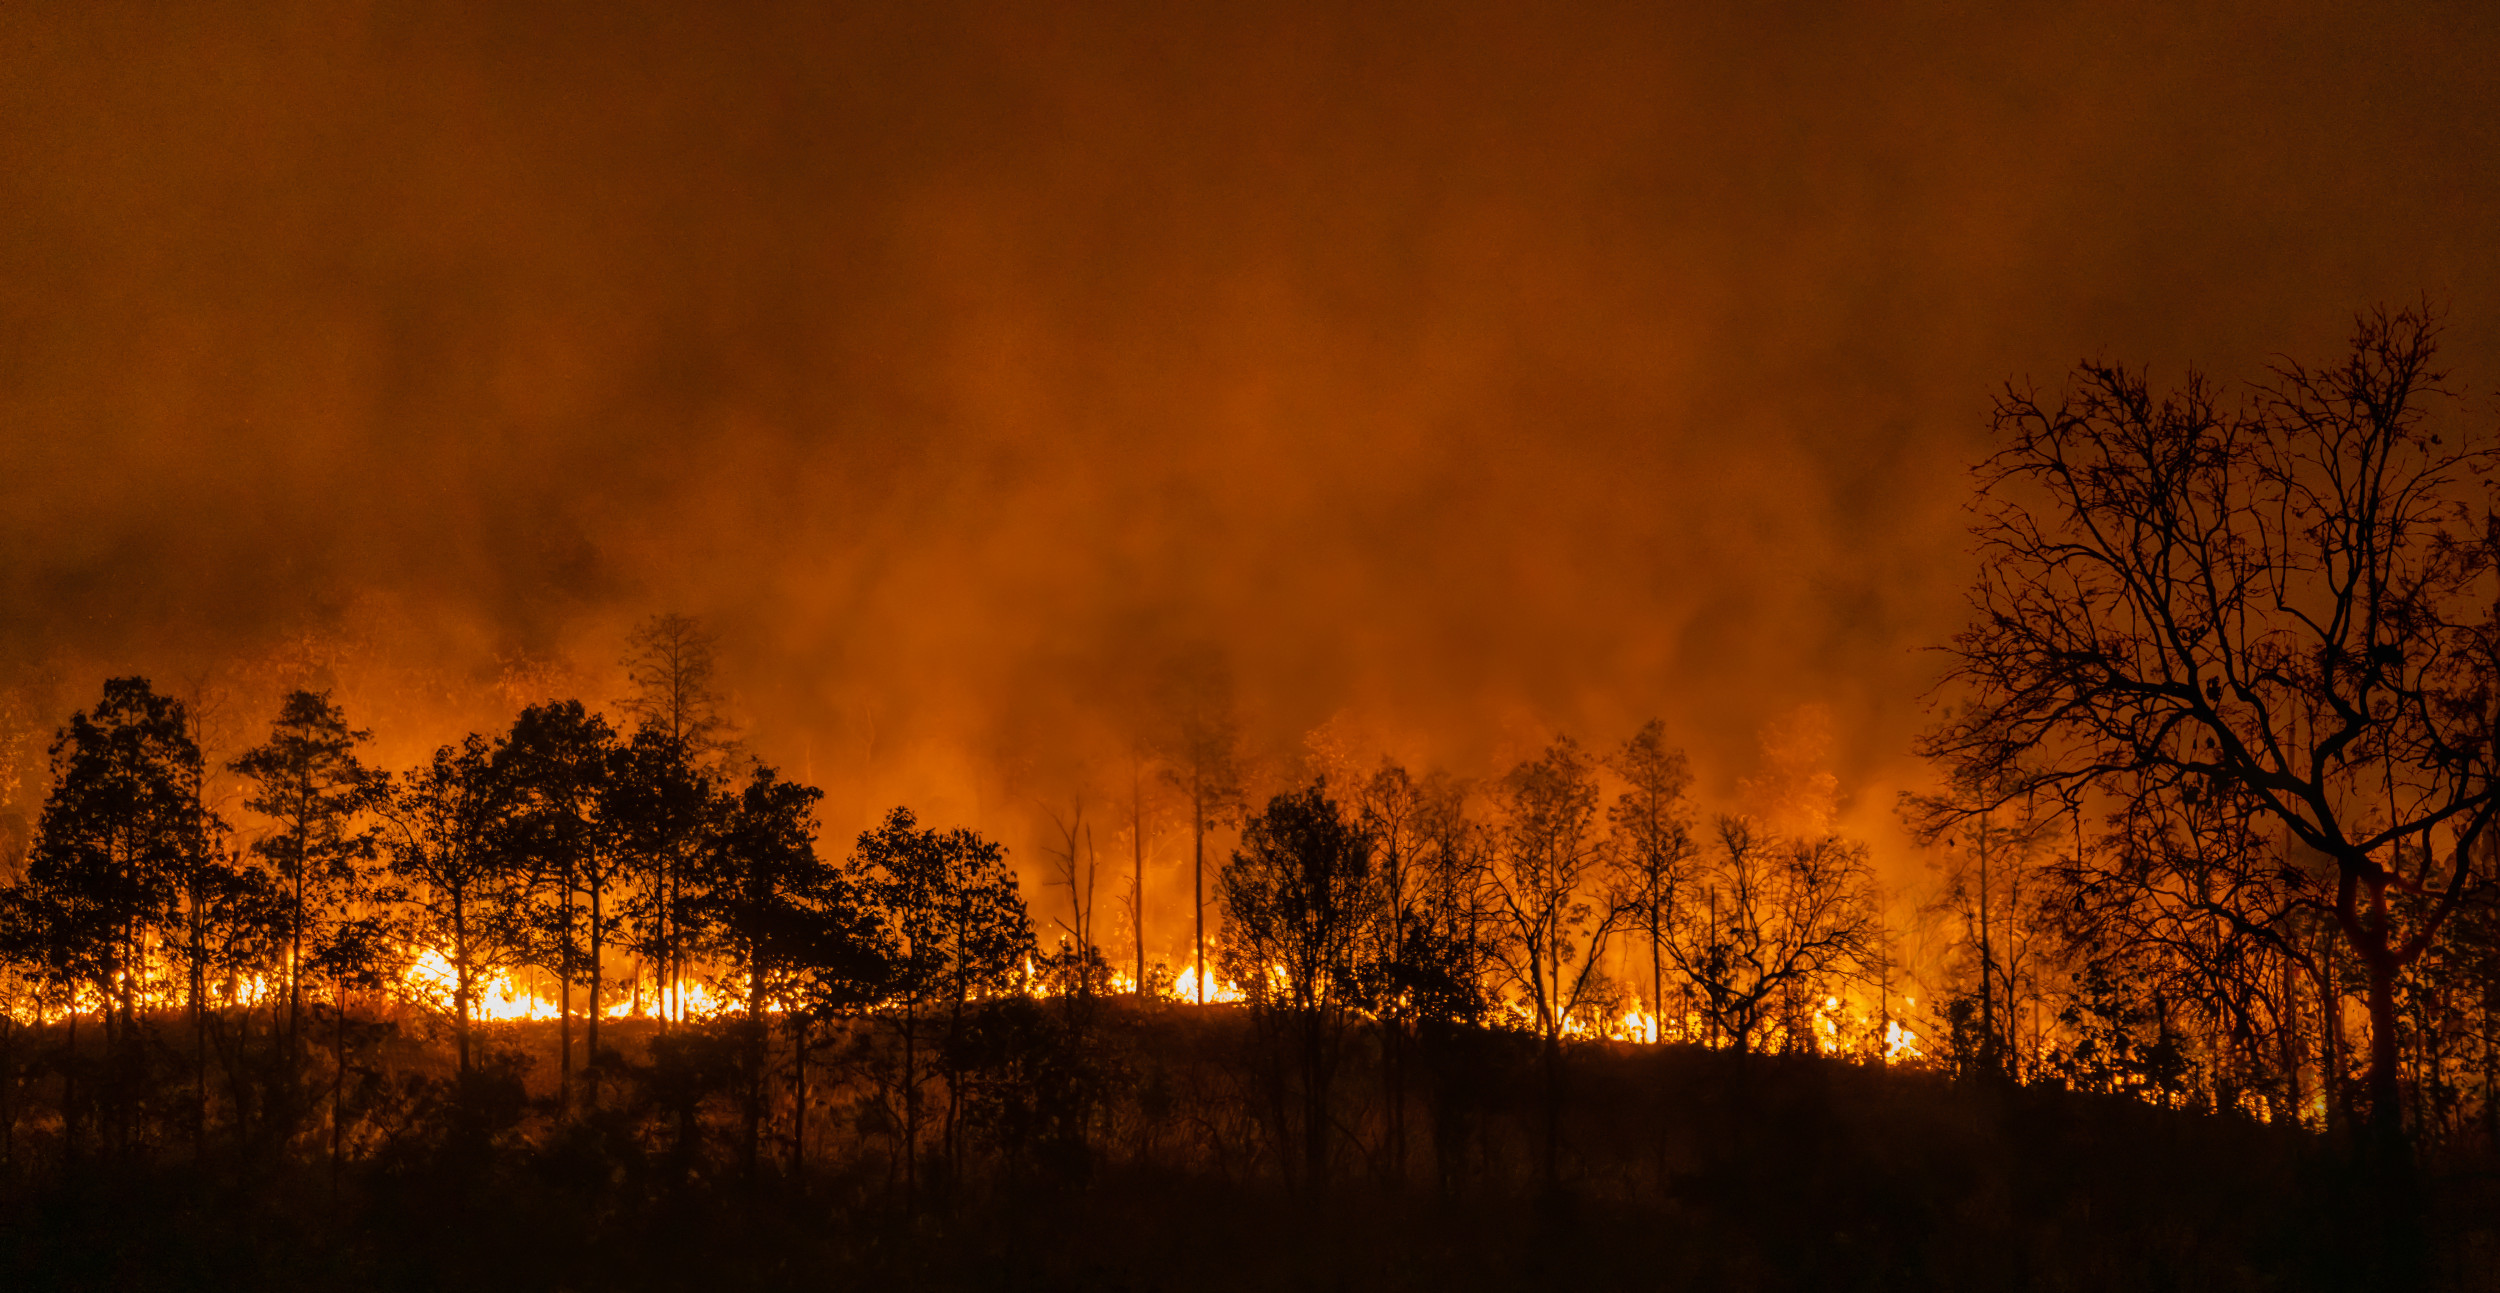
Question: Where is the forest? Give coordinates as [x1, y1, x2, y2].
[4, 309, 2500, 1291]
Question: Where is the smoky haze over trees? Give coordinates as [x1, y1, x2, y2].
[2, 1, 2496, 882]
[5, 526, 2500, 1285]
[1, 3, 2499, 1288]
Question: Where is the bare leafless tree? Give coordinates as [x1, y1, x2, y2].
[1605, 721, 1696, 1044]
[1920, 304, 2500, 1150]
[1479, 738, 1624, 1186]
[1669, 818, 1881, 1056]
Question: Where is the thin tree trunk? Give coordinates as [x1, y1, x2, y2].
[1, 1015, 15, 1171]
[745, 931, 766, 1180]
[900, 998, 917, 1211]
[453, 891, 473, 1077]
[1649, 895, 1664, 1046]
[191, 903, 208, 1155]
[1193, 769, 1206, 1005]
[2281, 946, 2307, 1126]
[2483, 918, 2499, 1154]
[64, 1003, 79, 1166]
[559, 871, 575, 1116]
[587, 877, 603, 1111]
[331, 977, 346, 1188]
[1133, 762, 1146, 995]
[1540, 1030, 1562, 1189]
[2366, 953, 2407, 1147]
[1304, 1013, 1328, 1191]
[1977, 811, 1996, 1076]
[790, 1016, 809, 1174]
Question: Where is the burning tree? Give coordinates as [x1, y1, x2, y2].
[1920, 303, 2500, 1156]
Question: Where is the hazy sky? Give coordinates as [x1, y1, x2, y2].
[4, 1, 2496, 914]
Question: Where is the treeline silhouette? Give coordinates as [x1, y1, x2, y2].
[0, 671, 2474, 1289]
[8, 308, 2500, 1288]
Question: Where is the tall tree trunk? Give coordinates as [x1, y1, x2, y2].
[559, 872, 575, 1116]
[1133, 763, 1146, 995]
[191, 905, 208, 1156]
[452, 892, 473, 1078]
[1304, 1013, 1328, 1191]
[2322, 926, 2346, 1136]
[900, 999, 917, 1212]
[587, 879, 603, 1111]
[945, 970, 966, 1192]
[1, 1015, 15, 1171]
[2366, 952, 2407, 1148]
[1193, 770, 1206, 1005]
[744, 934, 766, 1180]
[331, 977, 346, 1188]
[1540, 1029, 1562, 1190]
[790, 1016, 809, 1175]
[65, 1001, 81, 1166]
[1977, 811, 1996, 1076]
[1649, 898, 1664, 1046]
[2281, 947, 2307, 1126]
[2483, 920, 2499, 1154]
[667, 834, 684, 1026]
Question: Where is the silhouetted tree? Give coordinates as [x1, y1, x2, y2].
[1038, 796, 1107, 1004]
[1159, 661, 1243, 1005]
[497, 701, 615, 1111]
[1351, 760, 1427, 1179]
[853, 806, 1033, 1203]
[1219, 780, 1376, 1190]
[1914, 785, 2062, 1079]
[231, 690, 381, 1062]
[1480, 738, 1624, 1186]
[693, 766, 886, 1176]
[381, 734, 521, 1076]
[618, 612, 734, 760]
[1670, 818, 1881, 1056]
[617, 613, 733, 1021]
[1606, 721, 1696, 1043]
[609, 724, 715, 1023]
[1919, 304, 2498, 1158]
[16, 678, 217, 1153]
[1122, 744, 1167, 997]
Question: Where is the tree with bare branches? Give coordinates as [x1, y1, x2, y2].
[1479, 738, 1623, 1186]
[1606, 721, 1696, 1044]
[1670, 818, 1882, 1056]
[1920, 304, 2499, 1161]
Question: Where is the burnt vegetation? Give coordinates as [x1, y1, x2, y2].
[6, 311, 2500, 1289]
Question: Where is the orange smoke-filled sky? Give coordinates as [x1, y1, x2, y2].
[2, 1, 2496, 912]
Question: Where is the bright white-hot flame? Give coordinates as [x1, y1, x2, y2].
[1171, 962, 1244, 1005]
[400, 951, 562, 1021]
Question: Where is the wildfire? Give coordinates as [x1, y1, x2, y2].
[8, 943, 1925, 1070]
[1171, 961, 1245, 1005]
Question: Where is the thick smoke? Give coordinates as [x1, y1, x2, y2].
[2, 1, 2495, 956]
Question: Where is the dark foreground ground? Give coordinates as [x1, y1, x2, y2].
[3, 1011, 2494, 1292]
